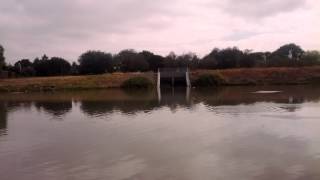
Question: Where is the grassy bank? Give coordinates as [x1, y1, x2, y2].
[1, 67, 320, 92]
[0, 72, 155, 92]
[191, 66, 320, 86]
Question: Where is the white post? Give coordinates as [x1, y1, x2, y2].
[157, 68, 161, 88]
[157, 68, 161, 102]
[186, 68, 191, 87]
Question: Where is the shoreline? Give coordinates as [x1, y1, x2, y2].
[1, 67, 320, 93]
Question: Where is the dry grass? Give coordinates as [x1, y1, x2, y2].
[0, 72, 155, 92]
[1, 66, 320, 92]
[191, 66, 320, 85]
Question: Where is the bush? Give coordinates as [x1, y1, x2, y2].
[193, 73, 226, 87]
[121, 77, 154, 89]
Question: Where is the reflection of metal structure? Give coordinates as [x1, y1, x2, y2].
[157, 68, 191, 88]
[157, 87, 191, 107]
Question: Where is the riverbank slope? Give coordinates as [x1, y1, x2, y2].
[191, 66, 320, 85]
[0, 72, 155, 92]
[1, 67, 320, 92]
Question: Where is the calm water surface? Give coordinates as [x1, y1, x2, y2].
[1, 86, 320, 180]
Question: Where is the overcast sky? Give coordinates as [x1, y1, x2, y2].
[0, 0, 319, 63]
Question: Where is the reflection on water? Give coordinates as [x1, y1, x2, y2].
[158, 87, 192, 110]
[35, 101, 72, 117]
[1, 85, 320, 180]
[0, 102, 7, 136]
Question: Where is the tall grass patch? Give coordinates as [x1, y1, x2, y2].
[193, 73, 226, 87]
[121, 77, 154, 89]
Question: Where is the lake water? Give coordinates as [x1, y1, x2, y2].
[1, 86, 320, 180]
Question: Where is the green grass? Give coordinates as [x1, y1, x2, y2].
[121, 77, 154, 89]
[193, 73, 226, 87]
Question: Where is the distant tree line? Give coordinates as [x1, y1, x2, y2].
[0, 43, 320, 77]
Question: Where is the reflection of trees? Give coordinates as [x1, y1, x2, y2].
[0, 85, 320, 119]
[0, 101, 35, 135]
[4, 101, 33, 112]
[80, 100, 159, 116]
[80, 88, 194, 116]
[35, 101, 72, 117]
[79, 86, 320, 116]
[0, 102, 8, 135]
[192, 85, 320, 112]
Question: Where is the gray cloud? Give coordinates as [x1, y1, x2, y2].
[0, 0, 318, 63]
[219, 0, 306, 19]
[0, 0, 178, 62]
[1, 0, 175, 34]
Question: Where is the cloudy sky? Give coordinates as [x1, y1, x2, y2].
[0, 0, 319, 63]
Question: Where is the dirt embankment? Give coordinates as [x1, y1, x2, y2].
[1, 67, 320, 92]
[0, 72, 155, 92]
[191, 67, 320, 85]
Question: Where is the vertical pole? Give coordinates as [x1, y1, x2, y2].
[157, 84, 161, 103]
[186, 85, 190, 102]
[172, 76, 175, 87]
[186, 68, 191, 87]
[157, 68, 161, 103]
[171, 71, 174, 95]
[157, 68, 160, 89]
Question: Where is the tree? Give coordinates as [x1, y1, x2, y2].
[34, 55, 50, 76]
[176, 53, 199, 69]
[301, 51, 320, 66]
[14, 59, 35, 76]
[41, 54, 49, 61]
[140, 51, 164, 71]
[34, 55, 71, 76]
[240, 50, 267, 68]
[200, 48, 219, 69]
[201, 47, 244, 69]
[163, 52, 178, 68]
[71, 62, 79, 75]
[47, 57, 71, 76]
[251, 52, 268, 67]
[115, 49, 149, 72]
[189, 54, 201, 69]
[0, 44, 5, 72]
[273, 43, 304, 59]
[269, 43, 304, 66]
[15, 59, 33, 67]
[216, 47, 244, 69]
[78, 51, 113, 74]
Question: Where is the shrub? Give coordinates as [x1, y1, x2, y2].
[121, 77, 154, 89]
[193, 73, 226, 87]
